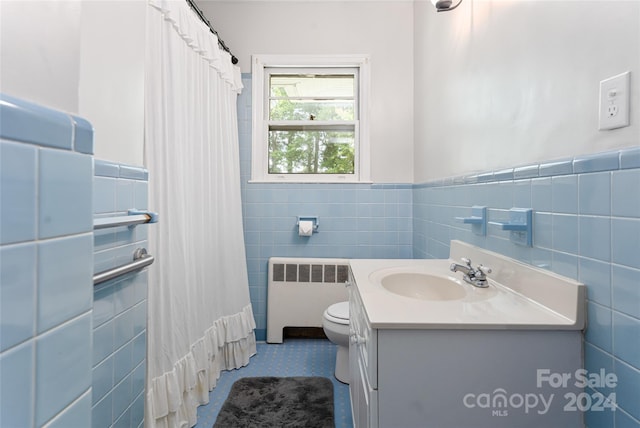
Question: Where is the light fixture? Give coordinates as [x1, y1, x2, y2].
[431, 0, 464, 12]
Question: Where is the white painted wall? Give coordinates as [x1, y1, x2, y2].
[197, 0, 415, 183]
[414, 0, 640, 182]
[0, 0, 145, 166]
[78, 1, 146, 165]
[0, 1, 82, 114]
[5, 0, 636, 180]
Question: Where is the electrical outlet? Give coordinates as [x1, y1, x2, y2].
[599, 71, 630, 130]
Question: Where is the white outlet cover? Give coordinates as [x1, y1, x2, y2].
[599, 71, 630, 131]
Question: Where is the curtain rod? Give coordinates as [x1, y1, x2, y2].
[185, 0, 239, 65]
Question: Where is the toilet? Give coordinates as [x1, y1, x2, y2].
[322, 301, 350, 384]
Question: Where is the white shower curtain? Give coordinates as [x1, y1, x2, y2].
[144, 2, 256, 427]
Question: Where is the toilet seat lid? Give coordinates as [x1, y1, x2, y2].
[327, 301, 349, 320]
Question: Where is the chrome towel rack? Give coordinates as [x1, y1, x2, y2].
[93, 248, 155, 286]
[93, 209, 158, 286]
[93, 209, 159, 230]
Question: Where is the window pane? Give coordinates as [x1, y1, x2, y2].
[268, 130, 355, 174]
[270, 74, 354, 98]
[269, 99, 354, 121]
[269, 73, 356, 122]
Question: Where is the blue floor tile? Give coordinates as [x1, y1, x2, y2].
[195, 339, 353, 428]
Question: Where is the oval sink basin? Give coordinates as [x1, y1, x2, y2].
[380, 273, 466, 301]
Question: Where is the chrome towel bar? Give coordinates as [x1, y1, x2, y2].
[94, 209, 159, 230]
[93, 248, 155, 286]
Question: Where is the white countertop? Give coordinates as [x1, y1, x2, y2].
[349, 241, 586, 330]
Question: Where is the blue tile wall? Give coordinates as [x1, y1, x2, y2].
[237, 75, 413, 340]
[413, 147, 640, 427]
[35, 312, 92, 426]
[92, 160, 149, 428]
[37, 234, 93, 333]
[38, 149, 93, 238]
[0, 340, 35, 427]
[0, 243, 36, 351]
[0, 141, 37, 243]
[0, 94, 94, 428]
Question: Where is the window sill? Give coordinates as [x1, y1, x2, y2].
[248, 179, 373, 184]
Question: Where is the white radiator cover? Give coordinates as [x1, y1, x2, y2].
[267, 257, 350, 343]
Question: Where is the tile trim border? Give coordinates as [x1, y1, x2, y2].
[94, 159, 148, 181]
[416, 146, 640, 188]
[0, 93, 93, 155]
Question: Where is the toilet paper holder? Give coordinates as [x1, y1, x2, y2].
[296, 216, 319, 233]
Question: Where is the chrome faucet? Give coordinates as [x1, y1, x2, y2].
[450, 257, 492, 288]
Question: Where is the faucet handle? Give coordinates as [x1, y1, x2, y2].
[477, 265, 492, 276]
[460, 257, 472, 266]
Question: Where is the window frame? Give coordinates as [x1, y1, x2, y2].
[251, 54, 371, 183]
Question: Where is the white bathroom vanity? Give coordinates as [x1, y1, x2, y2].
[348, 240, 587, 428]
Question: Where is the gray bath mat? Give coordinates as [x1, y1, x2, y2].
[213, 376, 335, 428]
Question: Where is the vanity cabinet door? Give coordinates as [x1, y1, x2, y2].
[348, 286, 360, 426]
[348, 278, 377, 386]
[348, 269, 378, 428]
[354, 350, 378, 428]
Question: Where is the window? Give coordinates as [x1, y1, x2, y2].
[251, 55, 370, 182]
[268, 71, 356, 175]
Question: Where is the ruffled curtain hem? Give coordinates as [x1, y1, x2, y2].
[147, 304, 257, 428]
